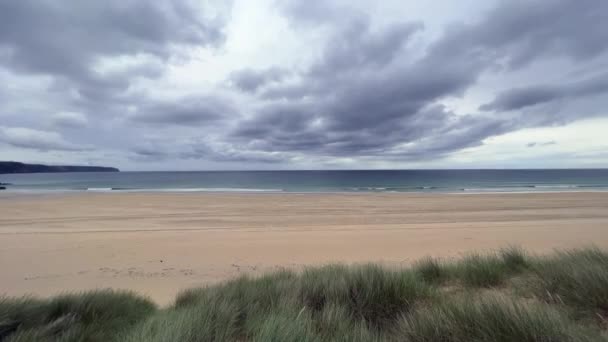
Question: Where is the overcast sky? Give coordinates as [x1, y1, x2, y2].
[1, 0, 607, 170]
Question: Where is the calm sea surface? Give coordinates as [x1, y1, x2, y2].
[2, 170, 608, 194]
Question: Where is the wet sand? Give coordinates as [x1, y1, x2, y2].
[1, 192, 608, 305]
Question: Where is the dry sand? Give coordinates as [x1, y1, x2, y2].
[1, 192, 608, 305]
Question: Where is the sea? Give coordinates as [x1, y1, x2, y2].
[2, 169, 608, 194]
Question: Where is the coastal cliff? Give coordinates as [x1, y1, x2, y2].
[0, 161, 119, 174]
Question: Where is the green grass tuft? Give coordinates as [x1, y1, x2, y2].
[455, 253, 508, 287]
[250, 310, 317, 342]
[298, 264, 433, 328]
[413, 257, 446, 283]
[500, 245, 530, 271]
[0, 290, 156, 342]
[534, 247, 608, 315]
[121, 298, 241, 342]
[396, 294, 603, 342]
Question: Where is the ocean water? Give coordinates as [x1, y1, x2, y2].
[2, 169, 608, 194]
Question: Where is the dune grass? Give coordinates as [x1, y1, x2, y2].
[396, 295, 601, 342]
[533, 248, 608, 316]
[2, 247, 608, 341]
[0, 290, 155, 342]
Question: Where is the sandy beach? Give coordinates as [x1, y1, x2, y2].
[1, 191, 608, 305]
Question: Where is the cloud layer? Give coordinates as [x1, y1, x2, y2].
[1, 0, 607, 169]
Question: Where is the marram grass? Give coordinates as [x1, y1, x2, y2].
[2, 247, 608, 341]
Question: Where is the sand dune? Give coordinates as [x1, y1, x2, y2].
[2, 192, 608, 305]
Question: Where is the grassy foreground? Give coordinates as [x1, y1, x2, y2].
[2, 247, 608, 341]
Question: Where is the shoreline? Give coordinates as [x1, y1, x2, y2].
[2, 191, 608, 305]
[2, 188, 608, 197]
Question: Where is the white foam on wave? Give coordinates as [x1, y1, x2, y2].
[455, 185, 608, 195]
[351, 187, 388, 191]
[461, 187, 537, 192]
[461, 184, 586, 192]
[132, 188, 284, 193]
[3, 188, 285, 195]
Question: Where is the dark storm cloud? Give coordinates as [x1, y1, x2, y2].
[430, 0, 608, 69]
[230, 15, 479, 157]
[0, 0, 233, 158]
[480, 74, 608, 112]
[130, 96, 237, 125]
[133, 147, 169, 159]
[308, 19, 423, 76]
[481, 86, 561, 112]
[130, 145, 171, 162]
[228, 67, 290, 93]
[0, 0, 225, 102]
[227, 0, 608, 162]
[129, 138, 288, 164]
[181, 145, 286, 164]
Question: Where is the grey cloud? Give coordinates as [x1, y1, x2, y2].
[130, 96, 236, 125]
[229, 67, 290, 93]
[131, 146, 170, 162]
[181, 143, 287, 163]
[260, 83, 322, 100]
[133, 148, 168, 158]
[0, 126, 91, 152]
[134, 138, 290, 164]
[527, 141, 557, 148]
[3, 0, 607, 168]
[128, 138, 288, 164]
[235, 103, 513, 161]
[0, 1, 226, 103]
[51, 112, 88, 128]
[278, 0, 363, 27]
[229, 19, 481, 158]
[481, 86, 560, 112]
[226, 0, 608, 163]
[481, 74, 608, 112]
[309, 19, 423, 76]
[431, 0, 608, 69]
[280, 0, 608, 68]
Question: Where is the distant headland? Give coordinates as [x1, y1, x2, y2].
[0, 161, 119, 174]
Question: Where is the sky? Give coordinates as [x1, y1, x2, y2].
[0, 0, 607, 171]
